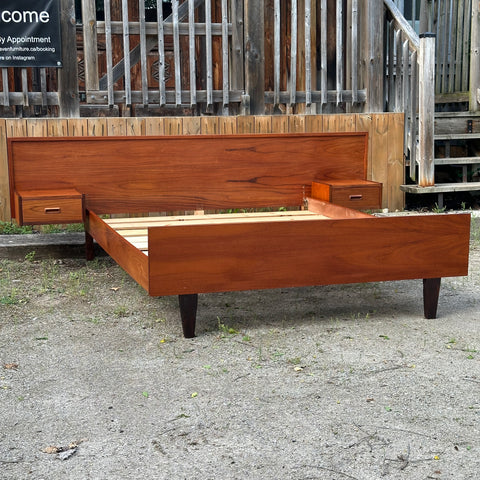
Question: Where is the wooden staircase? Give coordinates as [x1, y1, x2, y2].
[401, 112, 480, 208]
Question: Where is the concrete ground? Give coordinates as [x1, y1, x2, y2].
[0, 215, 479, 479]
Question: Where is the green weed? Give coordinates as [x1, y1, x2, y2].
[0, 221, 33, 235]
[432, 203, 446, 213]
[24, 251, 36, 262]
[217, 317, 239, 335]
[0, 288, 25, 305]
[113, 306, 128, 318]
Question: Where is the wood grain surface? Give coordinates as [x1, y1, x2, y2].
[147, 213, 470, 296]
[8, 132, 368, 215]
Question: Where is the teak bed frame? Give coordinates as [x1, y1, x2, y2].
[8, 133, 471, 337]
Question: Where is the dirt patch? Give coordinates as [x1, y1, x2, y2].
[1, 219, 479, 479]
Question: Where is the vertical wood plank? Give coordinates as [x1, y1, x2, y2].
[448, 0, 459, 93]
[104, 0, 114, 106]
[139, 0, 149, 106]
[188, 0, 197, 107]
[6, 120, 27, 138]
[323, 114, 356, 132]
[402, 40, 412, 158]
[126, 118, 145, 136]
[68, 119, 89, 136]
[1, 69, 9, 107]
[255, 116, 272, 133]
[205, 0, 214, 108]
[230, 1, 245, 101]
[336, 0, 343, 104]
[370, 113, 389, 207]
[218, 116, 237, 135]
[156, 0, 166, 106]
[356, 113, 373, 179]
[271, 115, 290, 133]
[107, 118, 128, 136]
[245, 0, 265, 114]
[183, 117, 202, 135]
[231, 0, 244, 96]
[289, 115, 306, 132]
[462, 0, 472, 91]
[454, 0, 464, 92]
[305, 114, 324, 133]
[470, 0, 479, 111]
[47, 120, 69, 137]
[58, 0, 80, 116]
[0, 120, 10, 221]
[402, 39, 410, 155]
[40, 69, 48, 107]
[290, 0, 298, 106]
[274, 0, 281, 107]
[164, 117, 183, 135]
[82, 0, 100, 92]
[237, 115, 255, 133]
[87, 118, 108, 137]
[172, 0, 182, 106]
[320, 0, 327, 106]
[121, 0, 132, 107]
[388, 21, 395, 110]
[26, 119, 48, 137]
[351, 0, 358, 103]
[305, 0, 312, 107]
[395, 30, 403, 112]
[418, 35, 435, 186]
[364, 0, 384, 111]
[21, 69, 29, 107]
[200, 116, 219, 134]
[387, 113, 405, 211]
[145, 117, 165, 136]
[221, 0, 229, 112]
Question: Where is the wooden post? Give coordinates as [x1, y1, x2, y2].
[470, 0, 480, 112]
[244, 0, 265, 114]
[231, 0, 244, 99]
[58, 0, 80, 117]
[363, 0, 384, 112]
[418, 34, 436, 187]
[81, 0, 99, 94]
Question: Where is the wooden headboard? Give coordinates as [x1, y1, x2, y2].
[8, 132, 368, 215]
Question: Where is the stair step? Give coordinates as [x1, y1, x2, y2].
[435, 133, 480, 141]
[435, 157, 480, 165]
[435, 111, 480, 118]
[400, 182, 480, 194]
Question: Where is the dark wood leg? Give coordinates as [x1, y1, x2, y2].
[423, 278, 441, 319]
[85, 232, 95, 261]
[179, 294, 198, 338]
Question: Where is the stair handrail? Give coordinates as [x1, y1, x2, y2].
[383, 0, 436, 186]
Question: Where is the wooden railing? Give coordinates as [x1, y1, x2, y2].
[0, 0, 368, 117]
[384, 0, 436, 186]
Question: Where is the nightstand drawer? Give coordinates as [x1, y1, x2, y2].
[312, 180, 382, 210]
[15, 189, 84, 225]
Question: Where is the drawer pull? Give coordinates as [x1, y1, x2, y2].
[349, 194, 363, 200]
[44, 207, 61, 214]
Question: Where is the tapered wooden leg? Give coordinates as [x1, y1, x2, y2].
[85, 232, 95, 261]
[423, 278, 441, 319]
[179, 294, 198, 338]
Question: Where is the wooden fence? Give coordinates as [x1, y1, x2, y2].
[81, 0, 369, 114]
[0, 0, 373, 116]
[0, 113, 404, 222]
[392, 0, 475, 101]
